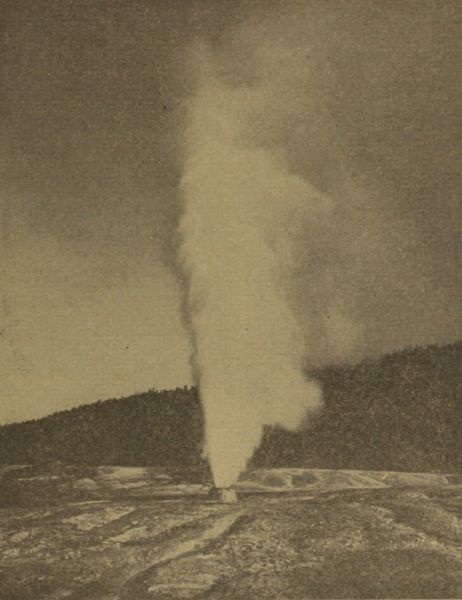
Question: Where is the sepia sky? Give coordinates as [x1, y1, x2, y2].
[1, 0, 461, 423]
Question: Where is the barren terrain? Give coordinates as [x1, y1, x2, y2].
[1, 465, 461, 599]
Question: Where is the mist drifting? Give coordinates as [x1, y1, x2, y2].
[176, 1, 462, 486]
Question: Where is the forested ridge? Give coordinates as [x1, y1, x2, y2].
[1, 341, 460, 473]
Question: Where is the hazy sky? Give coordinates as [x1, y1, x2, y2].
[1, 0, 461, 424]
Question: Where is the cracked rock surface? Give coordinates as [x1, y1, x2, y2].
[1, 465, 461, 599]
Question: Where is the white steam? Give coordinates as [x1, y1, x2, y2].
[179, 48, 328, 487]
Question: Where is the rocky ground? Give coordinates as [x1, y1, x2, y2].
[1, 465, 461, 599]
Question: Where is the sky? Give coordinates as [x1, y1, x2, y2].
[1, 0, 461, 424]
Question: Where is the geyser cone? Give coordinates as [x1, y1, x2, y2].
[208, 486, 238, 504]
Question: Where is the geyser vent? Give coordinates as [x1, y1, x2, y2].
[208, 486, 238, 504]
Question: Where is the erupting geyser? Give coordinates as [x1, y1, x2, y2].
[179, 42, 325, 490]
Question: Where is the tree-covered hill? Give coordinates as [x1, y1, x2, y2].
[1, 342, 460, 473]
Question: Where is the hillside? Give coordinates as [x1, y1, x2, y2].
[0, 342, 460, 474]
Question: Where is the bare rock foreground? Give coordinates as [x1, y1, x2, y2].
[1, 465, 461, 599]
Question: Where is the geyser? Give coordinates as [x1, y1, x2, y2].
[179, 43, 325, 489]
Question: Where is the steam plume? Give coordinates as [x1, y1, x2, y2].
[179, 46, 326, 487]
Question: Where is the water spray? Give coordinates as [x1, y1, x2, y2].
[179, 43, 324, 490]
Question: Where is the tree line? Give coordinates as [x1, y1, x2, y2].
[0, 341, 460, 473]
